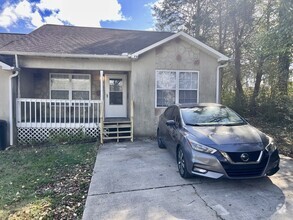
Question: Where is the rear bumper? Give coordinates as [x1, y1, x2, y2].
[187, 149, 280, 179]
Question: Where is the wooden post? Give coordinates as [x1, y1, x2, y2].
[100, 101, 104, 144]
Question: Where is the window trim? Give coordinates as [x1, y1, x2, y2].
[155, 70, 199, 108]
[50, 73, 91, 100]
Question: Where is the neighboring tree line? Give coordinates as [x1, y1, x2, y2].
[153, 0, 293, 125]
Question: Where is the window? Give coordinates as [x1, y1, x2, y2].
[156, 70, 198, 107]
[50, 73, 91, 100]
[156, 71, 176, 107]
[109, 79, 123, 105]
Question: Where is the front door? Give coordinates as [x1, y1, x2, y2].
[105, 74, 127, 118]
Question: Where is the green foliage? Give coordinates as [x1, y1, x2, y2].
[223, 87, 293, 131]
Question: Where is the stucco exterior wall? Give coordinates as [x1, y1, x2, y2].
[131, 50, 156, 136]
[19, 56, 131, 71]
[19, 69, 101, 100]
[20, 70, 35, 98]
[131, 38, 219, 137]
[0, 69, 10, 122]
[0, 69, 11, 145]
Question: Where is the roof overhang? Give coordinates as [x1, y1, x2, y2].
[0, 61, 14, 70]
[131, 31, 230, 62]
[0, 51, 131, 61]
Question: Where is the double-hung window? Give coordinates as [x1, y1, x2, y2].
[156, 70, 198, 107]
[50, 73, 91, 100]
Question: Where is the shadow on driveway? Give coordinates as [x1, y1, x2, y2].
[83, 140, 292, 220]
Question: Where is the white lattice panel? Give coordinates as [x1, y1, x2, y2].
[17, 127, 100, 145]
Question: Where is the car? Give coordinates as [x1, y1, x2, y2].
[157, 103, 280, 179]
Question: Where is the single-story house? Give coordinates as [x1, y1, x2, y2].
[0, 24, 229, 146]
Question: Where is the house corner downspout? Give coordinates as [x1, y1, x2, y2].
[9, 54, 19, 146]
[216, 63, 228, 104]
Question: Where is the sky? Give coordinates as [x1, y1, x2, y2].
[0, 0, 160, 33]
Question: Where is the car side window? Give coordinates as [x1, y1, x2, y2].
[164, 107, 174, 120]
[172, 107, 181, 127]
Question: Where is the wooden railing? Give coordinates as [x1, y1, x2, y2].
[16, 98, 102, 128]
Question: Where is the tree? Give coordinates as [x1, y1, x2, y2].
[153, 0, 216, 42]
[276, 0, 293, 95]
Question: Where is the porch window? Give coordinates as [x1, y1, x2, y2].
[156, 70, 198, 107]
[50, 73, 91, 100]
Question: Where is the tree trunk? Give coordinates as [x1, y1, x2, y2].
[250, 56, 265, 114]
[277, 0, 291, 95]
[234, 41, 244, 103]
[277, 51, 290, 95]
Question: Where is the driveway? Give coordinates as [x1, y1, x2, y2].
[83, 140, 293, 220]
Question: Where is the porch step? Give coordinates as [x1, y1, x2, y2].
[103, 136, 132, 140]
[101, 119, 133, 143]
[103, 124, 131, 129]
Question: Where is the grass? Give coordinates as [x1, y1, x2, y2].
[0, 142, 98, 219]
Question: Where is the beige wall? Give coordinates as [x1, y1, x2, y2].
[19, 56, 131, 71]
[131, 50, 156, 136]
[0, 69, 11, 145]
[131, 38, 219, 137]
[0, 69, 10, 122]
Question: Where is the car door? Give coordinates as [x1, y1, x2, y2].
[166, 106, 181, 156]
[160, 106, 174, 147]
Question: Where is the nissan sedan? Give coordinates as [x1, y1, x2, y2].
[157, 103, 280, 179]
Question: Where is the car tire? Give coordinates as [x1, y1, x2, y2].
[177, 146, 191, 178]
[157, 129, 166, 149]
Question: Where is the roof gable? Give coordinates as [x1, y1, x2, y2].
[132, 32, 229, 61]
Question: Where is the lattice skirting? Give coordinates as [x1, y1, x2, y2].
[17, 127, 100, 145]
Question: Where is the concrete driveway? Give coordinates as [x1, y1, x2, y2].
[83, 140, 293, 220]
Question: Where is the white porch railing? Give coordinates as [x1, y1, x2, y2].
[16, 98, 102, 128]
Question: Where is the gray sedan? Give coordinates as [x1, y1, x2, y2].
[157, 103, 280, 179]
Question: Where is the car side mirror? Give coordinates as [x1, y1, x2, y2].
[166, 120, 176, 126]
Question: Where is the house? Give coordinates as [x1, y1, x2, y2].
[0, 24, 229, 146]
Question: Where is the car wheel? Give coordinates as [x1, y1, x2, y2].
[177, 146, 191, 178]
[157, 129, 166, 149]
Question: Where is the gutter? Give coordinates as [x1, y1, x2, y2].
[9, 54, 19, 146]
[0, 51, 131, 60]
[216, 63, 228, 104]
[0, 61, 14, 70]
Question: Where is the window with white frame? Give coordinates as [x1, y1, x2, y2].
[156, 70, 198, 107]
[50, 73, 91, 100]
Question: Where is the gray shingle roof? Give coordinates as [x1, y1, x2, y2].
[0, 33, 25, 48]
[0, 24, 174, 55]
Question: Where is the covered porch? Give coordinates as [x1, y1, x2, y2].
[15, 66, 133, 144]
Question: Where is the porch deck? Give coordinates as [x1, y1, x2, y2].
[16, 98, 134, 144]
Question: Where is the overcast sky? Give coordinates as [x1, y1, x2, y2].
[0, 0, 158, 33]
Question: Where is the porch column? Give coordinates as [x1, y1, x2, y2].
[100, 70, 104, 101]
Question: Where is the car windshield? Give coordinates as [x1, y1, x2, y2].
[181, 106, 246, 126]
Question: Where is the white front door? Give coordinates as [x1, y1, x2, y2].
[105, 74, 127, 118]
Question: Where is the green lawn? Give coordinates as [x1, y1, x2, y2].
[0, 142, 98, 219]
